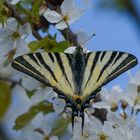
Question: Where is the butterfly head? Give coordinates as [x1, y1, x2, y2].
[74, 46, 84, 54]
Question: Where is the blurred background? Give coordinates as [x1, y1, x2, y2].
[0, 0, 140, 139]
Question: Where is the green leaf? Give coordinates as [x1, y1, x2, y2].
[26, 89, 36, 98]
[13, 102, 53, 130]
[0, 81, 11, 118]
[51, 41, 70, 52]
[0, 0, 8, 25]
[28, 40, 40, 52]
[51, 117, 70, 138]
[53, 33, 57, 40]
[28, 37, 70, 52]
[32, 0, 42, 17]
[0, 0, 4, 11]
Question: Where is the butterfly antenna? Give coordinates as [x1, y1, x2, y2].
[81, 33, 96, 47]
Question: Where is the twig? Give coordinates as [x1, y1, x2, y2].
[61, 28, 78, 46]
[4, 0, 42, 40]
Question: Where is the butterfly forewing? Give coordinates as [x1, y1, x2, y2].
[81, 51, 138, 100]
[12, 52, 76, 98]
[12, 49, 138, 131]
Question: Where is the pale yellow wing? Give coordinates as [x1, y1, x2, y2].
[12, 52, 75, 98]
[81, 51, 138, 99]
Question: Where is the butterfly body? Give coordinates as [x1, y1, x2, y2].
[12, 47, 138, 131]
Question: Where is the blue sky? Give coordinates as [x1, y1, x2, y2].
[70, 0, 140, 89]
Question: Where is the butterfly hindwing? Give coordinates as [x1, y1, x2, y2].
[81, 51, 138, 100]
[12, 52, 76, 98]
[12, 49, 138, 131]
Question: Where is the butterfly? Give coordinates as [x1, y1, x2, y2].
[11, 47, 138, 131]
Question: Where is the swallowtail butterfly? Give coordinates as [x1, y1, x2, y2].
[11, 47, 138, 131]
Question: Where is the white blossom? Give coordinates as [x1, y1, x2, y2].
[0, 18, 31, 64]
[30, 87, 55, 105]
[93, 85, 122, 110]
[21, 77, 41, 91]
[64, 45, 90, 54]
[106, 112, 140, 140]
[20, 113, 59, 140]
[53, 98, 66, 113]
[69, 114, 117, 140]
[127, 71, 140, 85]
[64, 46, 76, 53]
[44, 0, 84, 30]
[31, 86, 66, 113]
[121, 83, 140, 110]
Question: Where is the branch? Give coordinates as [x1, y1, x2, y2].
[4, 0, 42, 40]
[61, 28, 78, 46]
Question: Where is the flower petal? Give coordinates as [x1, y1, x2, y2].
[64, 46, 76, 53]
[20, 23, 32, 37]
[55, 21, 67, 30]
[68, 8, 84, 23]
[31, 87, 55, 104]
[21, 77, 40, 91]
[53, 98, 65, 113]
[44, 10, 62, 23]
[14, 39, 29, 58]
[6, 18, 18, 32]
[61, 0, 74, 15]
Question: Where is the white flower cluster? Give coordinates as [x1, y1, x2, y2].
[0, 0, 140, 140]
[3, 51, 140, 140]
[0, 18, 31, 65]
[44, 0, 84, 30]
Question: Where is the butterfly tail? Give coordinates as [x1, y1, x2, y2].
[80, 111, 85, 135]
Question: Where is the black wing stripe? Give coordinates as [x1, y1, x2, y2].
[48, 53, 54, 63]
[112, 52, 123, 65]
[97, 52, 117, 82]
[65, 53, 73, 68]
[28, 53, 40, 65]
[35, 53, 58, 82]
[86, 52, 101, 86]
[12, 57, 48, 85]
[105, 54, 138, 84]
[100, 51, 106, 61]
[84, 53, 91, 68]
[54, 53, 73, 89]
[65, 53, 74, 82]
